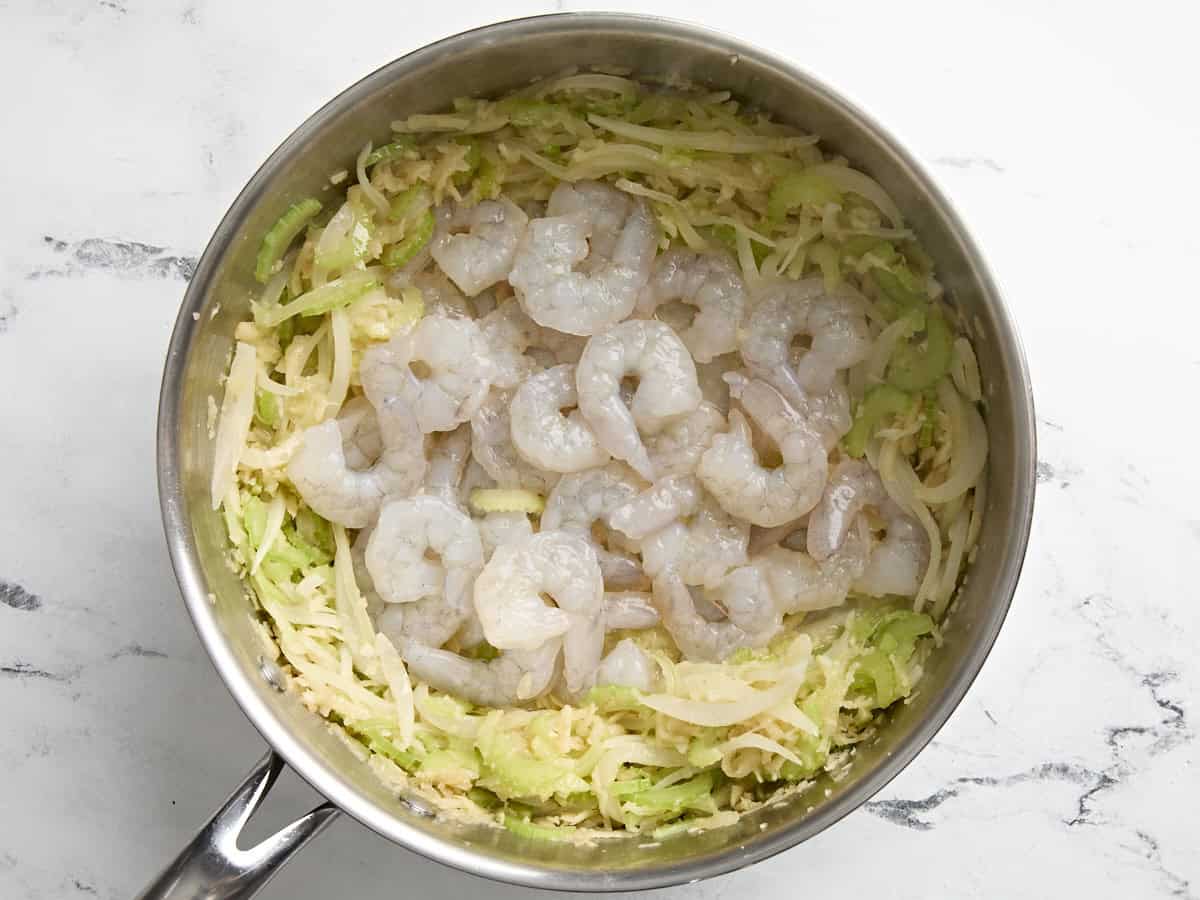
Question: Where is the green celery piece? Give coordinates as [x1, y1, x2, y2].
[852, 649, 900, 707]
[256, 273, 378, 328]
[363, 137, 415, 168]
[254, 390, 279, 428]
[382, 210, 434, 268]
[242, 495, 268, 546]
[627, 771, 715, 813]
[452, 138, 482, 187]
[258, 557, 293, 584]
[888, 309, 953, 391]
[808, 240, 842, 292]
[497, 97, 562, 127]
[707, 224, 770, 267]
[608, 777, 653, 797]
[275, 316, 295, 352]
[254, 198, 322, 283]
[474, 157, 504, 200]
[293, 507, 334, 560]
[870, 266, 928, 313]
[686, 737, 723, 768]
[467, 787, 501, 810]
[844, 384, 914, 457]
[502, 813, 577, 842]
[767, 171, 842, 221]
[388, 184, 432, 224]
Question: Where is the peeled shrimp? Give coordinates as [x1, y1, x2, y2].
[477, 298, 539, 389]
[336, 395, 382, 471]
[638, 249, 747, 363]
[604, 592, 660, 630]
[697, 374, 827, 527]
[641, 496, 749, 589]
[576, 320, 702, 481]
[541, 463, 650, 589]
[608, 475, 702, 542]
[651, 570, 775, 663]
[759, 520, 870, 614]
[424, 424, 471, 507]
[470, 387, 559, 493]
[742, 279, 870, 405]
[807, 458, 885, 561]
[473, 531, 605, 694]
[287, 396, 426, 528]
[595, 639, 658, 692]
[509, 182, 657, 335]
[431, 199, 529, 297]
[410, 270, 472, 319]
[509, 364, 609, 473]
[365, 496, 484, 620]
[804, 458, 928, 596]
[644, 402, 726, 479]
[400, 637, 561, 707]
[359, 314, 493, 433]
[477, 510, 535, 557]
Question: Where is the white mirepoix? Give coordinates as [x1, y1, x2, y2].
[215, 73, 990, 835]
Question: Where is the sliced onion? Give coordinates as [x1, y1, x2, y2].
[250, 493, 286, 574]
[641, 673, 804, 727]
[915, 381, 988, 505]
[810, 163, 904, 227]
[210, 341, 257, 510]
[356, 143, 391, 216]
[376, 633, 415, 749]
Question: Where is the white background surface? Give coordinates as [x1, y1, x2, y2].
[2, 1, 1198, 898]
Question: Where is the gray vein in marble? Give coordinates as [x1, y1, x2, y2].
[1036, 459, 1079, 489]
[933, 156, 1005, 173]
[1134, 830, 1196, 900]
[29, 236, 197, 281]
[1038, 417, 1064, 431]
[72, 879, 99, 896]
[0, 580, 41, 611]
[98, 0, 127, 13]
[110, 643, 169, 660]
[866, 762, 1098, 830]
[1, 663, 76, 683]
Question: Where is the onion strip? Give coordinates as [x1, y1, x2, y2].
[210, 341, 257, 510]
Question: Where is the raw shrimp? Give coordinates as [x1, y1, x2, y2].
[742, 279, 870, 407]
[644, 402, 726, 479]
[477, 298, 538, 389]
[287, 396, 427, 528]
[509, 182, 657, 335]
[364, 497, 484, 625]
[806, 458, 885, 561]
[336, 395, 383, 471]
[594, 639, 658, 692]
[641, 496, 749, 589]
[638, 249, 747, 363]
[759, 519, 870, 614]
[576, 320, 702, 480]
[608, 475, 702, 542]
[604, 592, 660, 630]
[694, 353, 740, 413]
[359, 314, 493, 433]
[377, 595, 467, 650]
[473, 531, 605, 694]
[431, 199, 529, 297]
[651, 570, 775, 663]
[400, 637, 561, 707]
[477, 510, 534, 557]
[424, 424, 471, 507]
[708, 564, 784, 638]
[470, 388, 560, 493]
[410, 270, 472, 319]
[509, 364, 609, 473]
[854, 512, 928, 598]
[697, 374, 827, 527]
[540, 463, 651, 590]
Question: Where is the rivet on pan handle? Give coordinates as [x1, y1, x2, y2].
[135, 751, 340, 900]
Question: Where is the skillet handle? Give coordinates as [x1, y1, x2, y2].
[135, 751, 340, 900]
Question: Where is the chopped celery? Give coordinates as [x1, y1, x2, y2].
[256, 272, 378, 327]
[253, 390, 279, 428]
[767, 171, 842, 221]
[293, 507, 334, 560]
[242, 495, 268, 546]
[844, 384, 914, 457]
[474, 157, 504, 200]
[388, 184, 432, 224]
[467, 787, 501, 810]
[870, 266, 928, 314]
[452, 138, 482, 187]
[686, 737, 723, 768]
[363, 137, 415, 167]
[707, 224, 769, 266]
[502, 812, 577, 842]
[626, 771, 715, 814]
[609, 777, 653, 797]
[382, 210, 434, 268]
[808, 240, 842, 292]
[888, 308, 953, 391]
[585, 684, 644, 713]
[254, 198, 322, 283]
[497, 97, 563, 127]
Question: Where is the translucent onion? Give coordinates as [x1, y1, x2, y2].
[376, 633, 415, 749]
[640, 674, 805, 727]
[878, 438, 943, 611]
[718, 733, 805, 771]
[809, 163, 904, 227]
[210, 341, 257, 510]
[537, 73, 639, 96]
[588, 113, 816, 153]
[250, 494, 286, 574]
[333, 525, 380, 680]
[915, 380, 988, 505]
[356, 143, 391, 216]
[933, 502, 971, 619]
[324, 308, 352, 420]
[951, 336, 983, 403]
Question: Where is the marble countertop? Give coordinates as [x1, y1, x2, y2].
[2, 1, 1196, 897]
